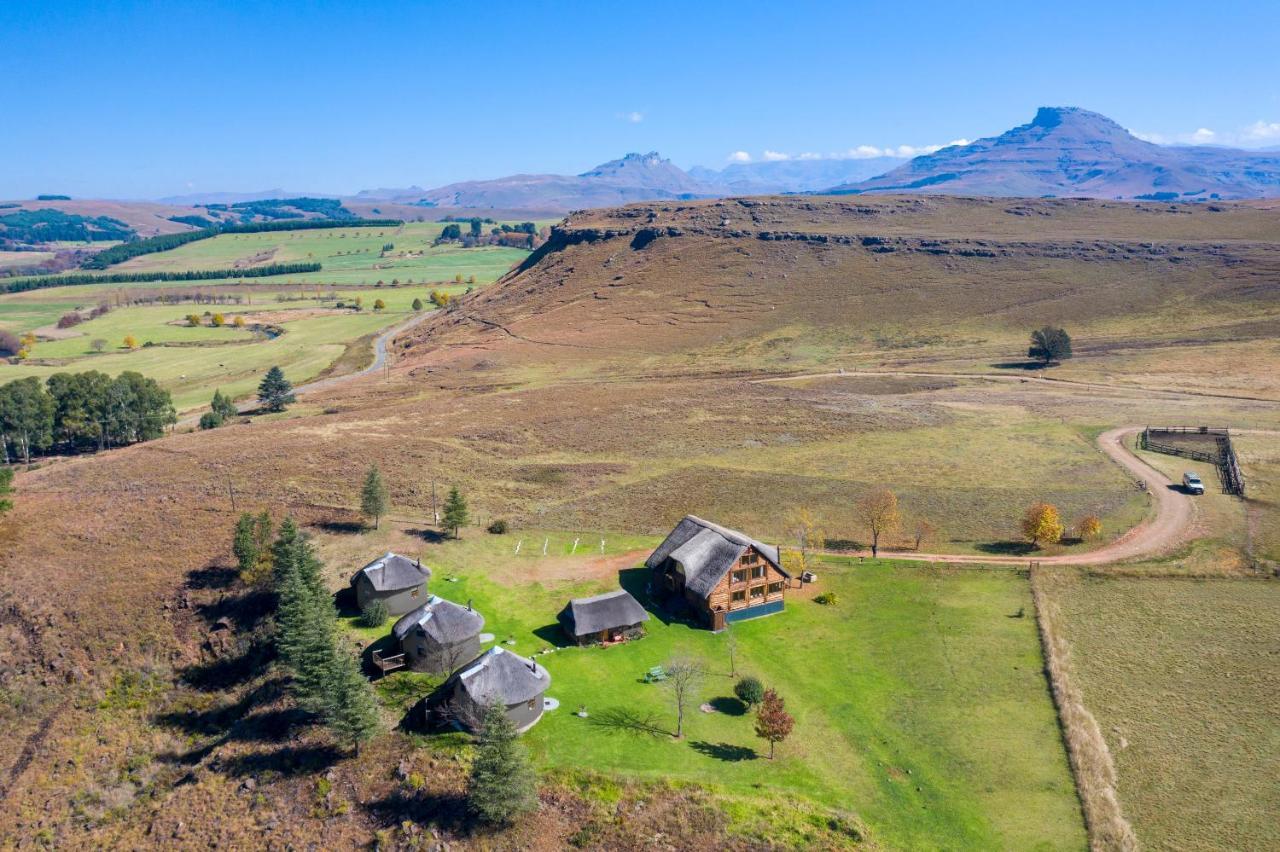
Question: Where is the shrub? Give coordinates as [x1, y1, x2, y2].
[0, 329, 19, 357]
[734, 675, 765, 707]
[358, 599, 389, 628]
[1076, 515, 1102, 541]
[56, 313, 83, 329]
[814, 591, 839, 606]
[487, 519, 509, 535]
[211, 313, 225, 327]
[186, 314, 201, 327]
[198, 411, 223, 430]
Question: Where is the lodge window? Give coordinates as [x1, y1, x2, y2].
[750, 565, 766, 579]
[749, 585, 765, 598]
[742, 551, 758, 564]
[411, 588, 420, 598]
[731, 589, 746, 602]
[767, 581, 784, 594]
[528, 699, 537, 710]
[732, 569, 748, 583]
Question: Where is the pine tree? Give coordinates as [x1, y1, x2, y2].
[361, 465, 389, 529]
[326, 645, 381, 755]
[466, 703, 539, 826]
[442, 485, 469, 539]
[211, 388, 238, 421]
[257, 366, 296, 412]
[232, 512, 258, 575]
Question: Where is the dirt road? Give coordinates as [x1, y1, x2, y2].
[175, 309, 432, 429]
[824, 424, 1196, 566]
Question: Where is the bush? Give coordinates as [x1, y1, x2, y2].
[814, 592, 839, 606]
[487, 519, 509, 535]
[358, 599, 389, 628]
[198, 411, 224, 430]
[734, 675, 765, 707]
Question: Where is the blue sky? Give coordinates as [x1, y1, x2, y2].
[3, 0, 1278, 199]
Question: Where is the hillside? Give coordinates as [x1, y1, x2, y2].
[690, 156, 902, 194]
[3, 195, 1279, 849]
[836, 107, 1280, 200]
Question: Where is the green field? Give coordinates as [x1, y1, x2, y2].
[320, 529, 1085, 850]
[0, 219, 544, 412]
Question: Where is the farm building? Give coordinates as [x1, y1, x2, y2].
[558, 589, 649, 645]
[351, 552, 431, 616]
[646, 515, 790, 630]
[391, 595, 485, 674]
[420, 646, 551, 734]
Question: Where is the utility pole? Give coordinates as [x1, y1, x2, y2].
[226, 474, 237, 512]
[431, 480, 438, 525]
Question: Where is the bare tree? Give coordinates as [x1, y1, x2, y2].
[724, 627, 738, 678]
[664, 658, 702, 739]
[854, 488, 900, 558]
[912, 519, 937, 552]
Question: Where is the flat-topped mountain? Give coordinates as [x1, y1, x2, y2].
[834, 107, 1280, 200]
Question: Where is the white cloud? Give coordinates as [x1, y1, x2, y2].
[618, 110, 644, 123]
[1243, 120, 1280, 142]
[1133, 120, 1280, 148]
[762, 150, 790, 161]
[726, 138, 972, 165]
[728, 151, 752, 163]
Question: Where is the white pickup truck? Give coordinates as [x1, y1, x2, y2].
[1182, 472, 1205, 495]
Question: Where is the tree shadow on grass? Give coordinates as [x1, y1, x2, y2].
[689, 741, 757, 762]
[221, 743, 344, 778]
[974, 541, 1037, 556]
[588, 706, 671, 738]
[407, 528, 448, 544]
[314, 519, 366, 535]
[366, 789, 468, 835]
[620, 566, 685, 627]
[185, 564, 238, 590]
[709, 696, 747, 716]
[989, 360, 1052, 371]
[179, 636, 276, 692]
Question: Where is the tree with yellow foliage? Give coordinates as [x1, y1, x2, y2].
[1021, 502, 1065, 548]
[232, 315, 246, 328]
[123, 334, 139, 350]
[854, 488, 900, 558]
[786, 507, 825, 573]
[1075, 515, 1102, 541]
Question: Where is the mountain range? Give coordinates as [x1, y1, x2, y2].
[835, 107, 1280, 200]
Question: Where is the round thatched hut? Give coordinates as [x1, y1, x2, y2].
[351, 552, 431, 616]
[391, 595, 485, 674]
[421, 646, 551, 734]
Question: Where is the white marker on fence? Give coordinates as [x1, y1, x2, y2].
[515, 539, 522, 555]
[571, 537, 580, 554]
[542, 537, 549, 556]
[600, 538, 606, 553]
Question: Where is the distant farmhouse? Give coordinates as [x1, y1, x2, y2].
[558, 589, 649, 645]
[420, 646, 551, 733]
[351, 552, 431, 616]
[391, 595, 485, 673]
[647, 515, 790, 630]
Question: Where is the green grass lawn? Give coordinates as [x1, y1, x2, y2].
[326, 527, 1085, 851]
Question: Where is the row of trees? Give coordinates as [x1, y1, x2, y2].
[358, 465, 469, 536]
[2, 262, 324, 295]
[665, 659, 795, 759]
[0, 371, 175, 462]
[269, 517, 382, 753]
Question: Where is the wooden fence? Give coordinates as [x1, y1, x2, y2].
[1141, 426, 1246, 497]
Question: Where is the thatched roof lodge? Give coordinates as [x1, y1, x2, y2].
[558, 589, 649, 645]
[392, 595, 485, 674]
[420, 646, 551, 733]
[647, 515, 790, 630]
[351, 552, 431, 616]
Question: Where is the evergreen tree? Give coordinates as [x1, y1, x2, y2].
[411, 297, 424, 311]
[361, 465, 389, 529]
[198, 411, 223, 430]
[272, 523, 339, 715]
[466, 703, 539, 826]
[326, 645, 381, 755]
[442, 485, 469, 538]
[211, 388, 238, 420]
[257, 366, 296, 412]
[0, 467, 12, 514]
[232, 512, 258, 575]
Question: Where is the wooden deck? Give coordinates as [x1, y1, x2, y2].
[372, 649, 406, 677]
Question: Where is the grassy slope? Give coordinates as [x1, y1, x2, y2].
[1041, 571, 1280, 851]
[319, 527, 1084, 850]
